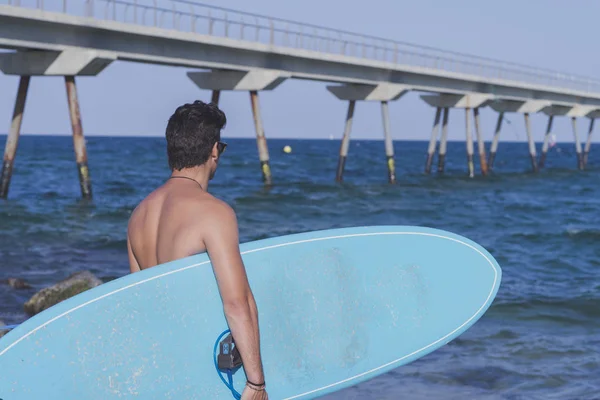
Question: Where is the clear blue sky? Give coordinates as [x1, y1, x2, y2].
[1, 0, 600, 143]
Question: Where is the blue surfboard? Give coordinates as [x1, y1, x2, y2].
[0, 226, 501, 399]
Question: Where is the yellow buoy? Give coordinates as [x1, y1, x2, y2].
[283, 145, 292, 154]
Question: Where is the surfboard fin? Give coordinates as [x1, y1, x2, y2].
[217, 333, 243, 371]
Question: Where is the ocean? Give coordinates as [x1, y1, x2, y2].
[1, 134, 599, 399]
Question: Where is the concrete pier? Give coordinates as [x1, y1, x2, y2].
[0, 49, 113, 199]
[249, 90, 272, 185]
[211, 90, 220, 105]
[187, 68, 289, 185]
[487, 112, 504, 171]
[336, 100, 355, 182]
[583, 116, 596, 167]
[473, 107, 488, 176]
[571, 117, 584, 170]
[542, 104, 599, 170]
[488, 100, 549, 172]
[465, 108, 475, 178]
[380, 101, 396, 183]
[327, 83, 409, 182]
[425, 107, 441, 174]
[438, 108, 449, 173]
[65, 76, 92, 198]
[0, 75, 29, 199]
[2, 0, 600, 190]
[421, 93, 491, 177]
[538, 116, 554, 169]
[523, 113, 538, 173]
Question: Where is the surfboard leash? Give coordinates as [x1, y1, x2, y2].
[0, 324, 19, 331]
[214, 329, 243, 399]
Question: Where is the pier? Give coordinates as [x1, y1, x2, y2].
[1, 0, 599, 198]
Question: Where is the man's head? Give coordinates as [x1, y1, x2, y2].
[165, 100, 227, 179]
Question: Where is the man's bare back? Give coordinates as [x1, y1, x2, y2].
[127, 178, 229, 272]
[127, 101, 268, 399]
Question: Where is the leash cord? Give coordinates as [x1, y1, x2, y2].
[214, 329, 242, 399]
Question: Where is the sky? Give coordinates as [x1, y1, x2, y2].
[1, 0, 600, 144]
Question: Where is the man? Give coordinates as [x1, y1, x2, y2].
[127, 100, 268, 399]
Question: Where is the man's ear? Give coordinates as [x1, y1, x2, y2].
[211, 142, 219, 159]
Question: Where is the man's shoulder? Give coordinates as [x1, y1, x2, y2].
[167, 191, 236, 222]
[200, 195, 237, 221]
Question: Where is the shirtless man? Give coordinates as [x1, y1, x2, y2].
[127, 100, 268, 399]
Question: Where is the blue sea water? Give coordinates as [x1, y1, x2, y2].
[1, 134, 599, 399]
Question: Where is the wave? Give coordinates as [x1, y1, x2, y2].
[490, 296, 600, 323]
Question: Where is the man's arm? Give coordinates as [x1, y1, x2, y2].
[127, 229, 141, 273]
[204, 202, 265, 385]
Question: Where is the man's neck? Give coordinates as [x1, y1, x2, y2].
[170, 167, 210, 191]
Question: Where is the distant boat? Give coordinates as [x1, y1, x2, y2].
[549, 134, 557, 148]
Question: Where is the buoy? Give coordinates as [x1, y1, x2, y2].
[283, 145, 292, 154]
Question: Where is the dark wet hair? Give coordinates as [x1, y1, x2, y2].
[165, 100, 226, 171]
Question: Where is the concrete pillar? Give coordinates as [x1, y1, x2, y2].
[538, 115, 554, 169]
[211, 90, 220, 105]
[0, 75, 30, 199]
[420, 93, 492, 178]
[540, 104, 600, 171]
[187, 68, 290, 185]
[488, 99, 550, 173]
[380, 101, 396, 183]
[249, 90, 272, 185]
[465, 108, 475, 178]
[583, 118, 595, 167]
[336, 100, 356, 182]
[473, 107, 488, 176]
[425, 107, 441, 174]
[65, 76, 92, 199]
[326, 83, 410, 182]
[437, 107, 449, 173]
[571, 117, 584, 170]
[523, 113, 538, 173]
[0, 49, 114, 199]
[488, 112, 504, 171]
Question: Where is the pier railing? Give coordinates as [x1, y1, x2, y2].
[5, 0, 600, 94]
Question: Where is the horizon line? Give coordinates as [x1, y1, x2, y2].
[0, 132, 588, 144]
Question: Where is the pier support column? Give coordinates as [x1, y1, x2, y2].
[523, 113, 538, 173]
[437, 107, 449, 173]
[538, 116, 554, 169]
[65, 76, 92, 199]
[488, 99, 550, 173]
[465, 108, 475, 178]
[425, 107, 441, 174]
[488, 112, 504, 171]
[0, 49, 115, 199]
[249, 90, 272, 185]
[473, 107, 488, 176]
[571, 117, 584, 170]
[211, 90, 220, 105]
[420, 93, 492, 178]
[187, 68, 290, 185]
[326, 83, 410, 182]
[336, 100, 355, 182]
[381, 101, 396, 183]
[583, 117, 595, 167]
[0, 76, 30, 199]
[541, 104, 600, 170]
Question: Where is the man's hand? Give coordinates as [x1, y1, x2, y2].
[204, 201, 266, 386]
[241, 384, 269, 400]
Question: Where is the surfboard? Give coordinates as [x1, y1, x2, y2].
[0, 225, 501, 399]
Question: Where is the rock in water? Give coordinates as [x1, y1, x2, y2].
[0, 320, 7, 338]
[5, 278, 32, 290]
[24, 271, 103, 316]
